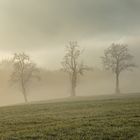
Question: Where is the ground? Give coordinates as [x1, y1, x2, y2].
[0, 93, 140, 140]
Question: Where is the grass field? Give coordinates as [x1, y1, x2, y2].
[0, 94, 140, 140]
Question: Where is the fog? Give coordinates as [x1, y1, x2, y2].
[0, 63, 139, 106]
[0, 0, 140, 106]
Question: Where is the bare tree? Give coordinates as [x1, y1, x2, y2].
[101, 43, 136, 94]
[11, 53, 40, 103]
[62, 41, 89, 97]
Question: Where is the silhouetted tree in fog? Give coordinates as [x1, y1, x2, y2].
[101, 43, 136, 94]
[11, 53, 40, 103]
[62, 41, 89, 97]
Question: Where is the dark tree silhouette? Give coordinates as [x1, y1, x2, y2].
[102, 43, 136, 94]
[62, 41, 90, 97]
[11, 53, 40, 103]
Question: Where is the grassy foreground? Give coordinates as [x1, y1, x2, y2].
[0, 94, 140, 140]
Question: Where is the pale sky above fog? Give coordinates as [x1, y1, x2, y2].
[0, 0, 140, 69]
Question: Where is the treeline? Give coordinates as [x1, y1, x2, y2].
[0, 41, 137, 103]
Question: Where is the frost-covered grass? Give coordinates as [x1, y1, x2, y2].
[0, 93, 140, 140]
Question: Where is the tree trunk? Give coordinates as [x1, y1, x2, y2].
[71, 72, 77, 97]
[22, 84, 28, 103]
[71, 84, 76, 97]
[115, 73, 120, 94]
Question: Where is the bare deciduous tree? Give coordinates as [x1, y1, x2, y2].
[62, 41, 90, 97]
[101, 43, 136, 94]
[11, 53, 40, 103]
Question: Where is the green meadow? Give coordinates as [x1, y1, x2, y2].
[0, 94, 140, 140]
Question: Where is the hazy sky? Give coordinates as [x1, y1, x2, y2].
[0, 0, 140, 69]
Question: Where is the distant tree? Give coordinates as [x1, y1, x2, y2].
[62, 41, 90, 97]
[0, 59, 13, 70]
[0, 59, 14, 89]
[101, 43, 136, 94]
[0, 59, 14, 76]
[11, 53, 40, 103]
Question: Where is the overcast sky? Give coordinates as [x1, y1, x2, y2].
[0, 0, 140, 69]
